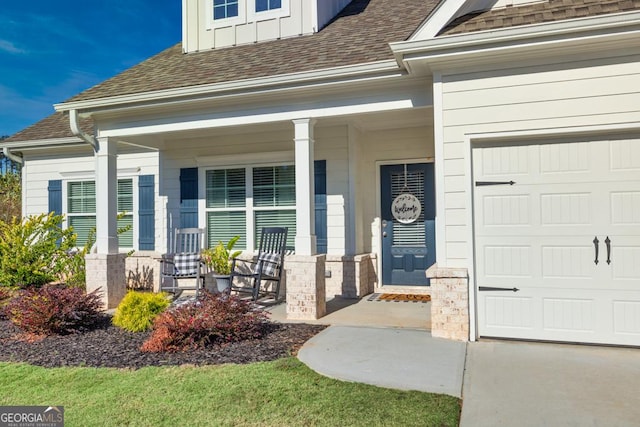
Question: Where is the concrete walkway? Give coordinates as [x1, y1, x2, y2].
[286, 297, 640, 425]
[298, 325, 467, 397]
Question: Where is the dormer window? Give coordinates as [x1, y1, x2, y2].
[214, 0, 239, 20]
[208, 0, 290, 31]
[256, 0, 281, 12]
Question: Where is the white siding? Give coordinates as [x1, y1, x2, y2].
[183, 0, 318, 52]
[439, 53, 640, 268]
[22, 150, 160, 250]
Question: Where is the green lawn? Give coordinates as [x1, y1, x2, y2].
[0, 358, 460, 426]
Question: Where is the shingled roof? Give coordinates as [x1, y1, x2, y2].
[440, 0, 640, 36]
[65, 0, 439, 104]
[4, 0, 437, 144]
[3, 112, 93, 143]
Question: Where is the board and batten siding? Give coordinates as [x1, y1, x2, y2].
[183, 0, 350, 52]
[439, 53, 640, 268]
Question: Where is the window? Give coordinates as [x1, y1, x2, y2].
[255, 0, 281, 12]
[214, 0, 239, 20]
[205, 165, 296, 251]
[67, 179, 134, 248]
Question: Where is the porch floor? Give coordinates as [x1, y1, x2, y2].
[266, 295, 431, 330]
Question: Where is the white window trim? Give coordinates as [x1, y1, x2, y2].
[200, 161, 296, 252]
[208, 0, 246, 29]
[247, 0, 290, 22]
[207, 0, 290, 29]
[62, 176, 139, 252]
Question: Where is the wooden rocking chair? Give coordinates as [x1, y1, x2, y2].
[160, 228, 206, 297]
[229, 227, 288, 301]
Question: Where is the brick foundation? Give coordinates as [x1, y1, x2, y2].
[325, 253, 377, 298]
[125, 252, 162, 292]
[426, 264, 469, 341]
[285, 255, 326, 320]
[85, 253, 127, 309]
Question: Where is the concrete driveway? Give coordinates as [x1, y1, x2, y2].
[460, 340, 640, 427]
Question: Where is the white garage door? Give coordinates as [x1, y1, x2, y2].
[474, 137, 640, 346]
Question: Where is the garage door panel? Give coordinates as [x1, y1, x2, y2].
[542, 245, 594, 279]
[610, 191, 640, 225]
[613, 300, 640, 335]
[610, 138, 640, 171]
[482, 245, 532, 278]
[483, 295, 535, 329]
[540, 141, 591, 174]
[474, 137, 640, 346]
[543, 297, 595, 332]
[610, 241, 640, 282]
[481, 289, 640, 345]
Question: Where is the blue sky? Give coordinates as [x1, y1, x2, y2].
[0, 1, 182, 137]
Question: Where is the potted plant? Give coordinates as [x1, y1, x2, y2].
[202, 236, 241, 293]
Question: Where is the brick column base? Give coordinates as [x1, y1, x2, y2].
[426, 264, 469, 341]
[86, 253, 127, 309]
[286, 255, 326, 320]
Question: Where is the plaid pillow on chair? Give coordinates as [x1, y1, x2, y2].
[174, 253, 200, 276]
[255, 252, 280, 277]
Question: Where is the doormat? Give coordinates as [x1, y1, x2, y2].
[367, 293, 431, 303]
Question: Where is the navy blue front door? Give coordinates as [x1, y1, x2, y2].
[381, 163, 436, 286]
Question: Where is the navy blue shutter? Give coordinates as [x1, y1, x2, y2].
[314, 160, 327, 254]
[138, 175, 155, 250]
[48, 180, 62, 215]
[180, 168, 198, 228]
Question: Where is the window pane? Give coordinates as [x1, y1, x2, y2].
[69, 216, 96, 247]
[228, 3, 238, 17]
[214, 5, 226, 19]
[117, 179, 134, 212]
[213, 0, 239, 19]
[207, 211, 247, 249]
[256, 0, 280, 11]
[206, 169, 245, 208]
[68, 181, 96, 214]
[118, 215, 134, 247]
[253, 165, 295, 207]
[256, 0, 268, 12]
[255, 210, 295, 250]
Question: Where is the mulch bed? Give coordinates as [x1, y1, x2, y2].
[0, 317, 326, 369]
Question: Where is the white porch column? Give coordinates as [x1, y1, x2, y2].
[95, 136, 119, 254]
[293, 118, 317, 255]
[86, 136, 125, 309]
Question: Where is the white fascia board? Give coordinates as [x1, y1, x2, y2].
[1, 137, 86, 150]
[54, 60, 402, 113]
[97, 98, 418, 138]
[393, 11, 640, 69]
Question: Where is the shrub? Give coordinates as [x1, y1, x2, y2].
[112, 291, 170, 332]
[0, 213, 77, 288]
[0, 286, 16, 319]
[141, 291, 269, 352]
[0, 171, 21, 223]
[63, 211, 134, 288]
[5, 285, 103, 335]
